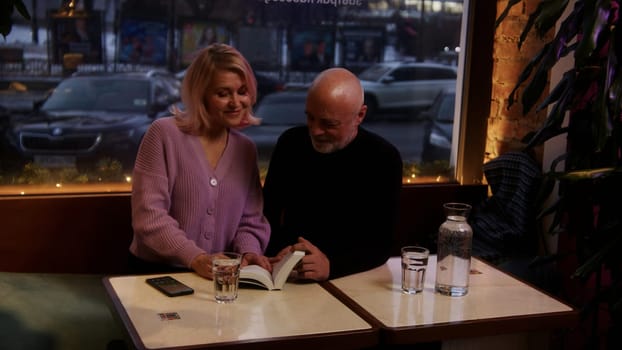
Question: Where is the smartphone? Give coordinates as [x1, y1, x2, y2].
[146, 276, 194, 297]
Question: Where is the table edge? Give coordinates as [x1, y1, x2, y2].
[323, 256, 580, 344]
[102, 276, 380, 350]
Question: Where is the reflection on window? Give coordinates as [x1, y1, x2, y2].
[43, 78, 150, 112]
[0, 0, 465, 195]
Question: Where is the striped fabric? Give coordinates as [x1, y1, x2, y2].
[471, 151, 542, 263]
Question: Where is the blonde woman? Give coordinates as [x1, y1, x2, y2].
[130, 44, 271, 279]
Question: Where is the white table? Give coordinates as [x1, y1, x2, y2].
[103, 272, 377, 350]
[326, 256, 578, 349]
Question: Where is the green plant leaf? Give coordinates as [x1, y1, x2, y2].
[14, 0, 30, 20]
[609, 48, 622, 130]
[510, 1, 581, 114]
[534, 0, 570, 38]
[495, 0, 523, 28]
[573, 228, 622, 280]
[544, 2, 582, 62]
[519, 2, 542, 48]
[575, 0, 611, 67]
[536, 69, 570, 111]
[1, 0, 31, 37]
[592, 89, 610, 153]
[529, 72, 574, 144]
[508, 44, 549, 108]
[518, 0, 569, 47]
[562, 167, 614, 180]
[521, 3, 585, 112]
[524, 110, 569, 148]
[521, 59, 551, 113]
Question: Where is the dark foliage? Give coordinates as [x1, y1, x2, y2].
[0, 0, 30, 38]
[496, 0, 622, 348]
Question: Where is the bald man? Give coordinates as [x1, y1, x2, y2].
[263, 68, 403, 281]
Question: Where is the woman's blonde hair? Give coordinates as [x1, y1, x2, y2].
[173, 43, 259, 134]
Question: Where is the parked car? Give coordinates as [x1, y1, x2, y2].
[359, 61, 457, 119]
[421, 86, 456, 163]
[254, 71, 286, 103]
[0, 78, 61, 114]
[242, 88, 308, 163]
[4, 70, 181, 171]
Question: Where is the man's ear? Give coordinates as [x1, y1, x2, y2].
[357, 105, 368, 125]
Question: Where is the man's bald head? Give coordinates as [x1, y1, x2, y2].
[307, 68, 365, 114]
[305, 68, 367, 153]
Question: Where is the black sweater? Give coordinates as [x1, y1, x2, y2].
[263, 126, 403, 279]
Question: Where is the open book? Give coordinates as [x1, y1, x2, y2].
[240, 250, 305, 290]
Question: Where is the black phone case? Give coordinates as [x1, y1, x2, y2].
[146, 276, 194, 297]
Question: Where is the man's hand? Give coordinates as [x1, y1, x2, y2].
[292, 237, 330, 281]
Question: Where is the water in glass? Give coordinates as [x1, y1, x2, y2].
[401, 246, 429, 294]
[213, 253, 241, 303]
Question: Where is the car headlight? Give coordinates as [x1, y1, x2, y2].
[429, 129, 452, 149]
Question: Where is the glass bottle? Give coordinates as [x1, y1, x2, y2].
[435, 202, 473, 297]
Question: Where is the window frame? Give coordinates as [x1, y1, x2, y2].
[449, 0, 493, 186]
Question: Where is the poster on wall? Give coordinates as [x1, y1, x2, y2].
[289, 28, 334, 72]
[50, 11, 103, 64]
[237, 27, 280, 70]
[180, 21, 230, 67]
[118, 18, 168, 65]
[342, 27, 384, 73]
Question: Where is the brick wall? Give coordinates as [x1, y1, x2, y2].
[489, 0, 552, 164]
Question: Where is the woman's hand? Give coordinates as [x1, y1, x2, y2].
[190, 253, 214, 279]
[242, 252, 272, 273]
[192, 251, 271, 279]
[269, 245, 294, 265]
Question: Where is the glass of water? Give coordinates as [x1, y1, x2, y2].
[212, 252, 242, 303]
[401, 246, 430, 294]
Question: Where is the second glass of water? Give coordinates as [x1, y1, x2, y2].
[401, 246, 430, 294]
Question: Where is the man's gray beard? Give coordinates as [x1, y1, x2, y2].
[311, 139, 337, 154]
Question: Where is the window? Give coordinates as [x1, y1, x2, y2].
[392, 67, 416, 82]
[0, 0, 489, 196]
[418, 67, 458, 80]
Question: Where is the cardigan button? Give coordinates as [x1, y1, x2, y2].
[209, 178, 218, 187]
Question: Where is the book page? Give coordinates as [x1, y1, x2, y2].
[271, 250, 305, 290]
[240, 265, 274, 290]
[239, 251, 305, 290]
